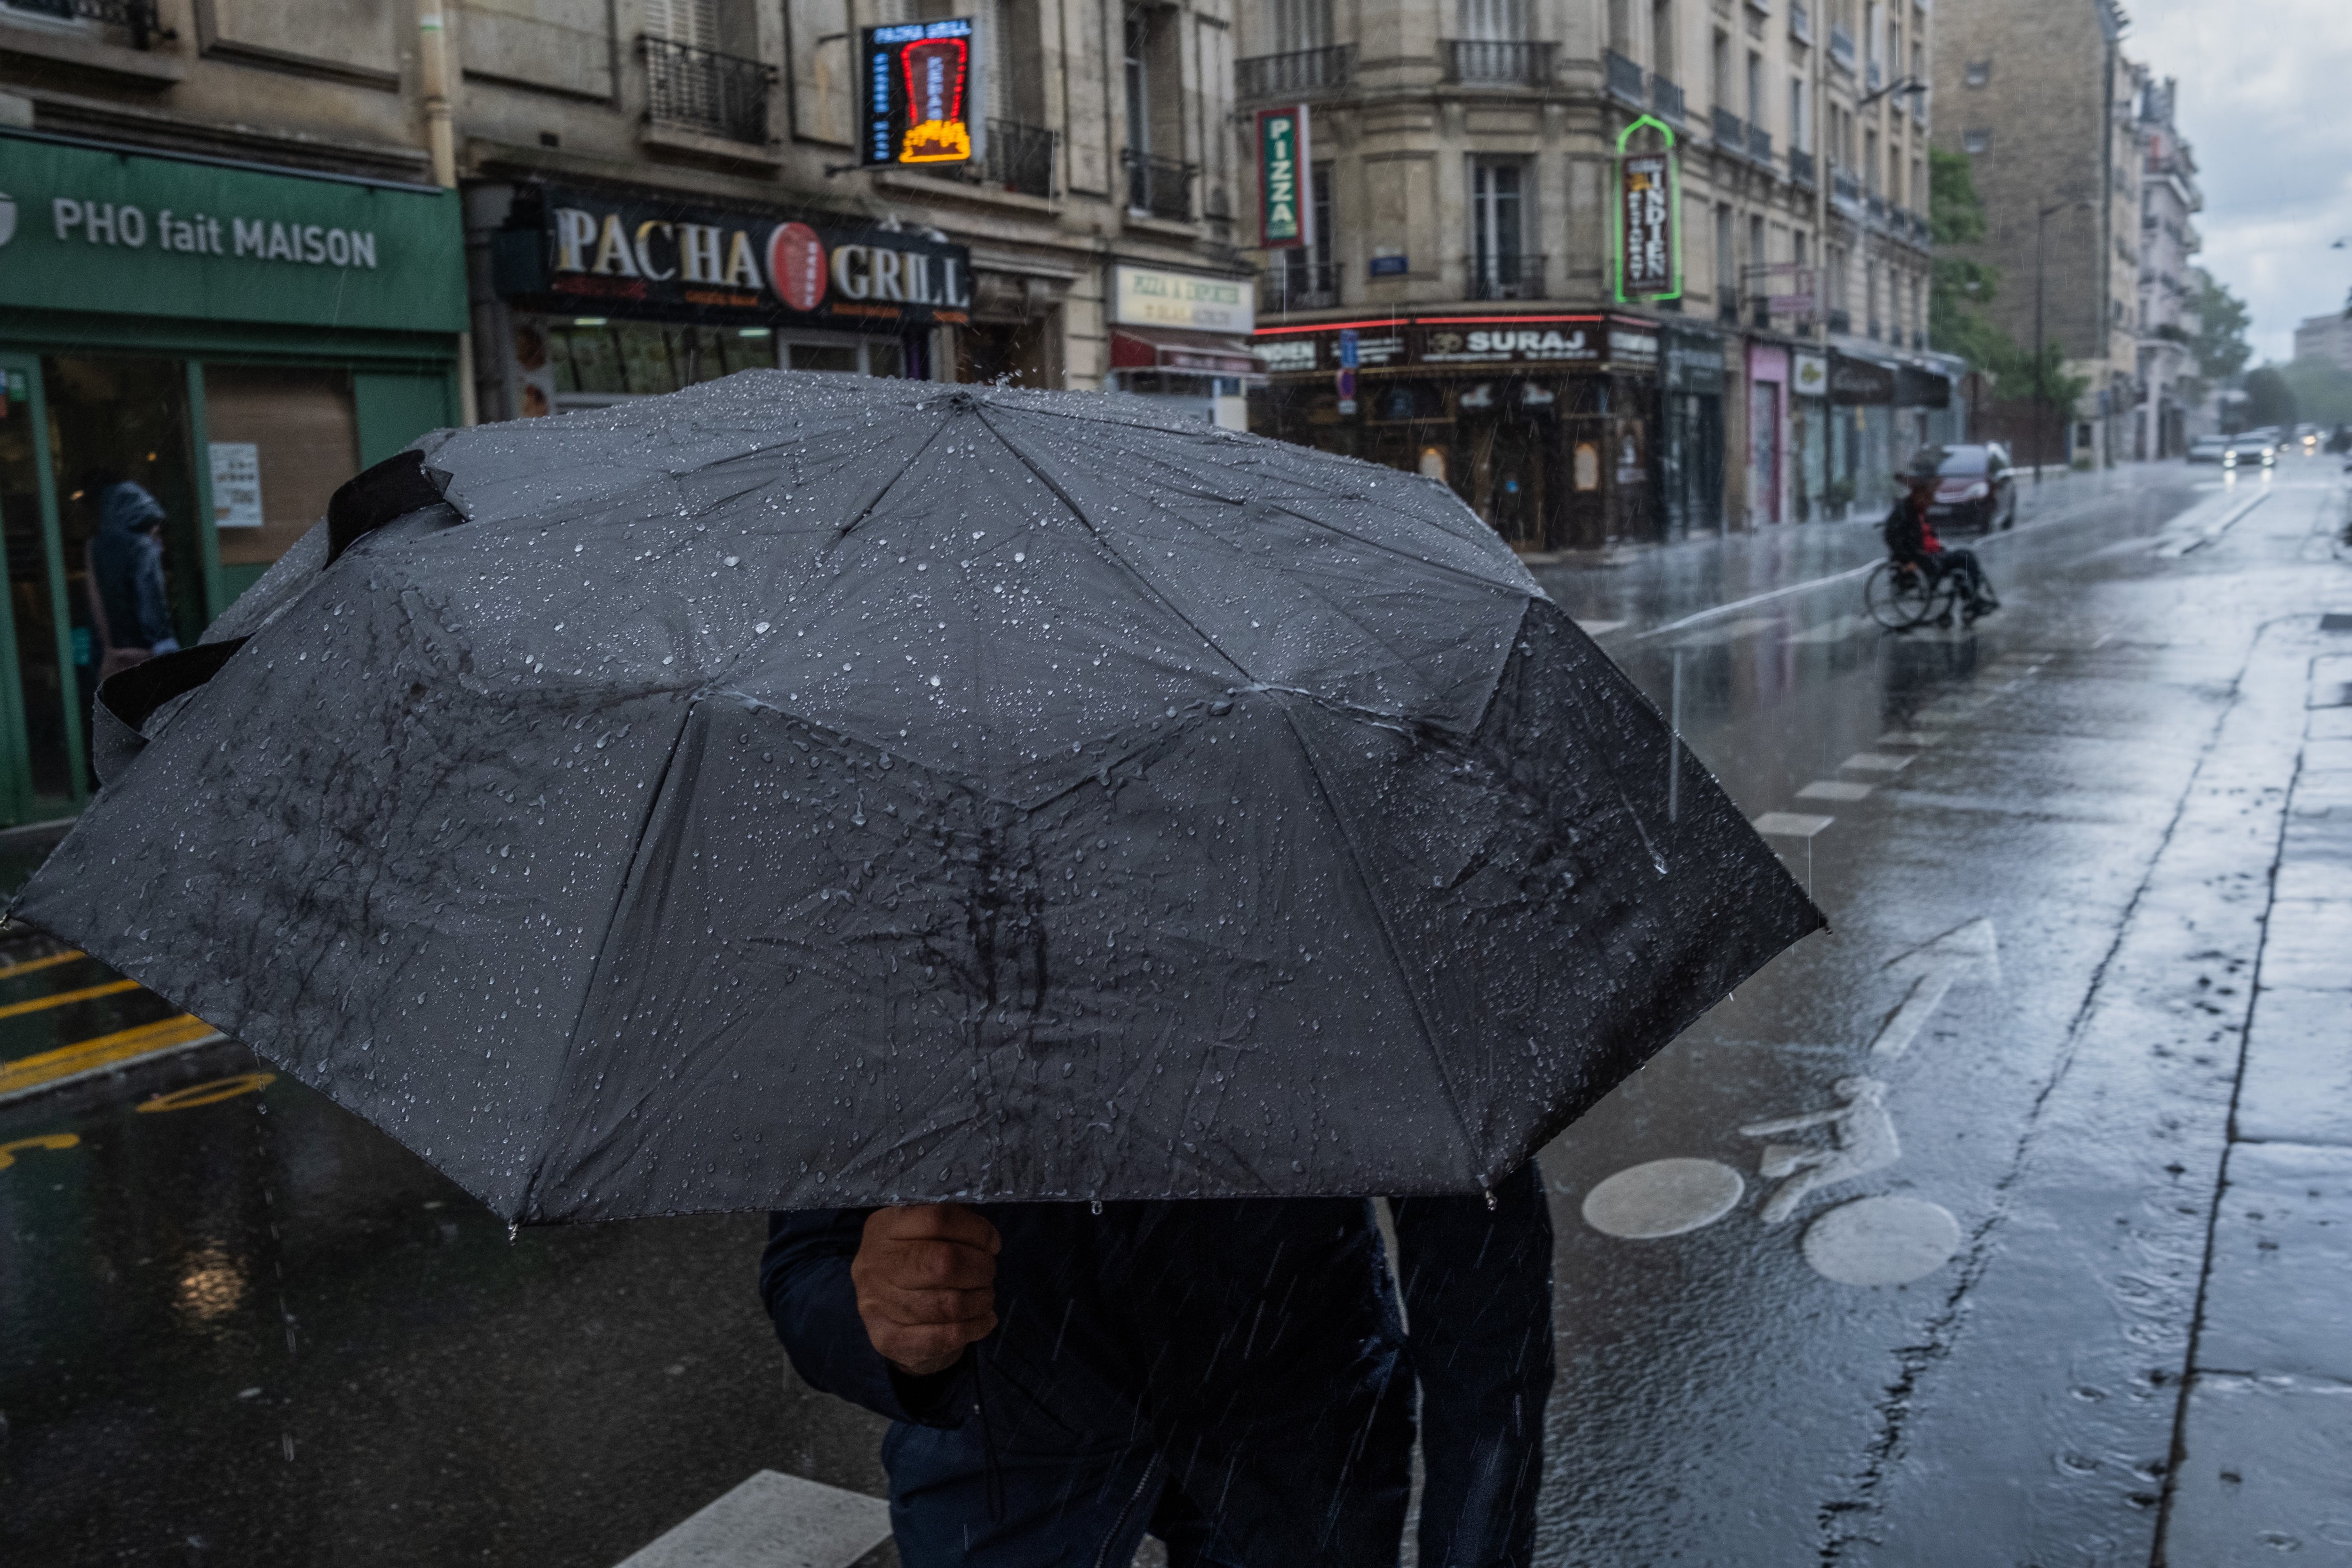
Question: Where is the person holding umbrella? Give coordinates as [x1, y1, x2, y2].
[13, 375, 1820, 1567]
[763, 1178, 1553, 1565]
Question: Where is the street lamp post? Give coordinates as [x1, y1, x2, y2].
[2034, 199, 2095, 486]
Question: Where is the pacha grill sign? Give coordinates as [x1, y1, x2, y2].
[533, 193, 971, 326]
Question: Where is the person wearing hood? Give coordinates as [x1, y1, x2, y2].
[87, 482, 180, 674]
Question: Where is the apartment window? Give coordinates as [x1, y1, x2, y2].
[1715, 204, 1734, 308]
[1963, 127, 1990, 154]
[1963, 59, 1990, 87]
[1910, 157, 1923, 207]
[1269, 0, 1333, 52]
[1864, 128, 1879, 191]
[1652, 0, 1676, 75]
[1125, 13, 1149, 154]
[1460, 0, 1529, 40]
[1470, 159, 1528, 295]
[1711, 30, 1732, 111]
[1281, 164, 1336, 297]
[1747, 50, 1764, 126]
[1609, 0, 1634, 53]
[646, 0, 720, 48]
[1794, 230, 1810, 272]
[1790, 77, 1807, 149]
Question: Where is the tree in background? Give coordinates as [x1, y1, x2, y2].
[1928, 149, 2008, 372]
[2190, 272, 2253, 384]
[2280, 357, 2352, 427]
[2241, 366, 2299, 430]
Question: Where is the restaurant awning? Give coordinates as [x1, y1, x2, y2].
[1109, 327, 1264, 377]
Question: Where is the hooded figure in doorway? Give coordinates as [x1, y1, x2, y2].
[88, 482, 179, 667]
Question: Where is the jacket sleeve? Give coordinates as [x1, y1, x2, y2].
[759, 1208, 976, 1429]
[1391, 1162, 1556, 1568]
[132, 539, 175, 649]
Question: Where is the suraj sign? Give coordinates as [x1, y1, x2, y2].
[1255, 105, 1312, 250]
[861, 19, 979, 167]
[511, 190, 971, 327]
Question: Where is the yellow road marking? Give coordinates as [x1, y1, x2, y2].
[0, 950, 87, 982]
[135, 1072, 275, 1112]
[0, 978, 141, 1021]
[0, 1014, 221, 1098]
[0, 1132, 79, 1170]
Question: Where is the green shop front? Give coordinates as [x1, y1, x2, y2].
[0, 130, 467, 825]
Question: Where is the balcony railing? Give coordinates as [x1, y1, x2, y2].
[1260, 262, 1339, 313]
[1832, 167, 1862, 206]
[1747, 123, 1774, 163]
[1443, 39, 1557, 85]
[1713, 107, 1745, 148]
[1235, 43, 1355, 99]
[1829, 24, 1857, 67]
[1466, 252, 1546, 301]
[1789, 146, 1816, 186]
[1652, 73, 1687, 120]
[7, 0, 170, 47]
[1605, 48, 1646, 104]
[923, 118, 1057, 199]
[1123, 150, 1196, 222]
[1865, 191, 1887, 223]
[642, 36, 773, 145]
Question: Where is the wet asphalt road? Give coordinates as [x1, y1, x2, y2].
[1, 458, 2344, 1566]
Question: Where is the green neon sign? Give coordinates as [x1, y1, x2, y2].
[1613, 115, 1684, 304]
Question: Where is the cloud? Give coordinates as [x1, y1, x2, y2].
[2127, 0, 2352, 362]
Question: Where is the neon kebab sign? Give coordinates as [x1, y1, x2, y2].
[862, 19, 978, 167]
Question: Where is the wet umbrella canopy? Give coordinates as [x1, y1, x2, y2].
[14, 373, 1819, 1223]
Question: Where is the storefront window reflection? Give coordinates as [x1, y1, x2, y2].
[546, 321, 784, 398]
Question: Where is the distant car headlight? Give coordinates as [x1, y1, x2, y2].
[2224, 453, 2238, 466]
[1959, 482, 1989, 501]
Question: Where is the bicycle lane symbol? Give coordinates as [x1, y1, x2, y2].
[1577, 919, 1999, 1286]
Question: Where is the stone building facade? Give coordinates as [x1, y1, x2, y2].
[2134, 73, 2200, 461]
[1230, 0, 1947, 550]
[1932, 0, 2143, 469]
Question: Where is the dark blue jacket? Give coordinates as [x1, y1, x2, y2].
[90, 483, 175, 652]
[759, 1165, 1552, 1567]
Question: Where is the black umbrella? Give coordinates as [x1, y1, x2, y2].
[15, 373, 1819, 1222]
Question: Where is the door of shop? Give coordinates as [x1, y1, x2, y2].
[0, 354, 87, 824]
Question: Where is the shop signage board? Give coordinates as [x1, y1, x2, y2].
[1793, 352, 1829, 397]
[1828, 354, 1899, 406]
[0, 131, 466, 332]
[1255, 317, 1667, 374]
[504, 187, 972, 329]
[1255, 106, 1312, 250]
[1110, 264, 1253, 334]
[1421, 324, 1602, 365]
[860, 18, 981, 167]
[1614, 116, 1682, 304]
[1665, 334, 1726, 393]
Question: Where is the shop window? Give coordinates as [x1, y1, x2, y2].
[201, 366, 359, 584]
[44, 355, 205, 663]
[545, 319, 783, 401]
[957, 320, 1051, 388]
[783, 334, 906, 376]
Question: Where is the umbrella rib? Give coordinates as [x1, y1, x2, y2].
[828, 406, 960, 544]
[1266, 696, 1482, 1186]
[524, 696, 701, 1220]
[971, 407, 1255, 683]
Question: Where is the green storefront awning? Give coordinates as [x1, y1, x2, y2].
[0, 132, 467, 335]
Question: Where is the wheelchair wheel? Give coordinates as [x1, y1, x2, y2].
[1866, 561, 1934, 629]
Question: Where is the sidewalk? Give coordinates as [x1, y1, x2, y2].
[2159, 638, 2352, 1559]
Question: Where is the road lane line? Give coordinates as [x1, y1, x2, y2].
[612, 1470, 891, 1568]
[1840, 752, 1914, 774]
[0, 978, 141, 1021]
[1753, 812, 1834, 838]
[0, 1015, 222, 1100]
[1799, 780, 1874, 802]
[0, 950, 87, 982]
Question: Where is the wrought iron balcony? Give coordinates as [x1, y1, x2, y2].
[1443, 39, 1557, 85]
[1652, 73, 1687, 120]
[922, 118, 1057, 199]
[1713, 107, 1745, 148]
[642, 36, 774, 145]
[1235, 43, 1355, 99]
[1260, 262, 1339, 313]
[1832, 167, 1862, 207]
[1123, 150, 1196, 222]
[1829, 24, 1856, 67]
[7, 0, 170, 47]
[1466, 252, 1546, 301]
[1789, 147, 1816, 186]
[1605, 48, 1646, 104]
[1748, 124, 1774, 164]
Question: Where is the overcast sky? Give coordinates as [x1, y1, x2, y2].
[2124, 0, 2352, 364]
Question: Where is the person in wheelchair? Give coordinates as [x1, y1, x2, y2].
[1883, 468, 1999, 624]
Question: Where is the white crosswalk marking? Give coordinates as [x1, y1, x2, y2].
[1839, 752, 1914, 774]
[1752, 811, 1834, 839]
[1798, 780, 1874, 802]
[612, 1471, 891, 1568]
